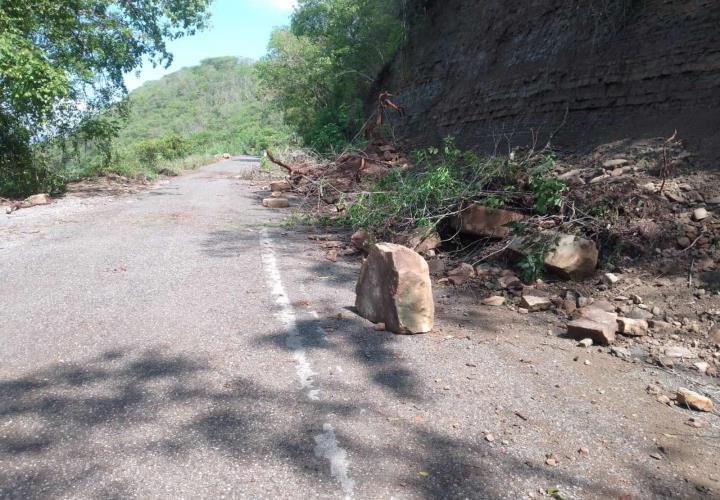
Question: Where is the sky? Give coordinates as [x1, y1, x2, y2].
[124, 0, 296, 90]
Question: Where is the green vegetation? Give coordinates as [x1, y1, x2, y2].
[0, 0, 212, 197]
[54, 57, 290, 181]
[257, 0, 408, 153]
[344, 138, 566, 237]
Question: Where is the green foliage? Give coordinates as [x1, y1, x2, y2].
[0, 0, 212, 197]
[257, 0, 407, 152]
[517, 251, 546, 284]
[529, 154, 567, 214]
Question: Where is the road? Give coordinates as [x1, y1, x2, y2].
[0, 158, 717, 499]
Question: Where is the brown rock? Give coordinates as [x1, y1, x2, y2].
[456, 204, 525, 238]
[483, 296, 506, 306]
[567, 319, 616, 345]
[262, 198, 289, 208]
[676, 388, 714, 412]
[447, 263, 475, 286]
[351, 229, 371, 251]
[710, 326, 720, 344]
[617, 317, 648, 337]
[521, 295, 552, 312]
[544, 235, 598, 280]
[23, 193, 51, 206]
[355, 243, 434, 334]
[402, 228, 441, 255]
[270, 180, 291, 192]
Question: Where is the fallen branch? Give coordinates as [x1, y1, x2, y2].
[265, 150, 294, 174]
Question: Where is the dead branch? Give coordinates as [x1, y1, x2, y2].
[265, 150, 294, 174]
[659, 129, 678, 194]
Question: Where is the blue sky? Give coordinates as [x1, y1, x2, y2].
[124, 0, 295, 90]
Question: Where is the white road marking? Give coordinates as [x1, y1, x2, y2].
[314, 423, 355, 499]
[260, 229, 355, 498]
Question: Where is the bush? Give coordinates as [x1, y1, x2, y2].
[0, 112, 66, 198]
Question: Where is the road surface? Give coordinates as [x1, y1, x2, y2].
[1, 158, 717, 499]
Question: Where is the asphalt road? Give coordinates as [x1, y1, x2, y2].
[1, 158, 717, 499]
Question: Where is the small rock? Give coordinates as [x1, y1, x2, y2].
[657, 394, 671, 405]
[630, 294, 643, 305]
[485, 434, 495, 442]
[269, 180, 291, 192]
[651, 306, 663, 317]
[693, 207, 710, 221]
[693, 361, 709, 374]
[603, 159, 630, 168]
[617, 317, 648, 337]
[584, 359, 591, 366]
[664, 346, 695, 358]
[545, 454, 558, 467]
[447, 263, 475, 286]
[23, 193, 51, 206]
[578, 447, 589, 455]
[351, 229, 371, 250]
[373, 323, 386, 331]
[520, 295, 552, 312]
[498, 274, 522, 289]
[676, 388, 714, 412]
[262, 198, 290, 209]
[610, 346, 631, 359]
[602, 273, 620, 286]
[578, 338, 593, 348]
[482, 296, 506, 307]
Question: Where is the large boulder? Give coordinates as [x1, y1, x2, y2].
[510, 233, 598, 281]
[355, 243, 434, 334]
[544, 234, 598, 280]
[456, 204, 526, 238]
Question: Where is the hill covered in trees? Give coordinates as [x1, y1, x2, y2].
[58, 56, 289, 181]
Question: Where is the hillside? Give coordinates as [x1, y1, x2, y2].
[118, 56, 287, 156]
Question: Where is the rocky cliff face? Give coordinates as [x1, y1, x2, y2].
[380, 0, 720, 163]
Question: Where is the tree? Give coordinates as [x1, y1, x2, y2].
[257, 0, 406, 153]
[0, 0, 212, 196]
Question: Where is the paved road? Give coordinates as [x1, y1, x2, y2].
[1, 158, 717, 499]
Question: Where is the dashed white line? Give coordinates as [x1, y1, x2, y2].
[260, 228, 355, 498]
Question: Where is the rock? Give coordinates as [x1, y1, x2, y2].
[676, 388, 714, 412]
[222, 153, 231, 159]
[627, 308, 653, 321]
[482, 296, 506, 306]
[657, 394, 672, 405]
[693, 361, 709, 374]
[447, 263, 475, 286]
[427, 258, 446, 276]
[23, 193, 51, 206]
[603, 159, 630, 168]
[567, 319, 616, 346]
[610, 346, 631, 359]
[563, 299, 577, 315]
[355, 243, 434, 334]
[602, 273, 620, 286]
[544, 235, 598, 280]
[403, 228, 441, 255]
[693, 207, 710, 221]
[351, 229, 371, 251]
[578, 338, 593, 348]
[710, 326, 720, 344]
[521, 295, 552, 312]
[269, 180, 291, 192]
[677, 236, 691, 248]
[456, 204, 525, 238]
[617, 317, 648, 337]
[262, 198, 289, 208]
[498, 273, 522, 289]
[664, 346, 695, 358]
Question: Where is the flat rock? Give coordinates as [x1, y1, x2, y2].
[262, 198, 289, 208]
[617, 317, 648, 337]
[567, 317, 616, 346]
[482, 296, 506, 306]
[355, 243, 434, 334]
[23, 193, 51, 206]
[676, 388, 714, 412]
[664, 346, 695, 358]
[269, 180, 292, 193]
[521, 295, 552, 312]
[692, 207, 709, 221]
[456, 204, 525, 238]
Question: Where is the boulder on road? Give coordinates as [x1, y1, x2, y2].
[262, 198, 290, 209]
[676, 388, 714, 412]
[24, 193, 51, 207]
[356, 243, 434, 334]
[456, 204, 525, 238]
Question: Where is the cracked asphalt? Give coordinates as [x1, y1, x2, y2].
[1, 158, 718, 499]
